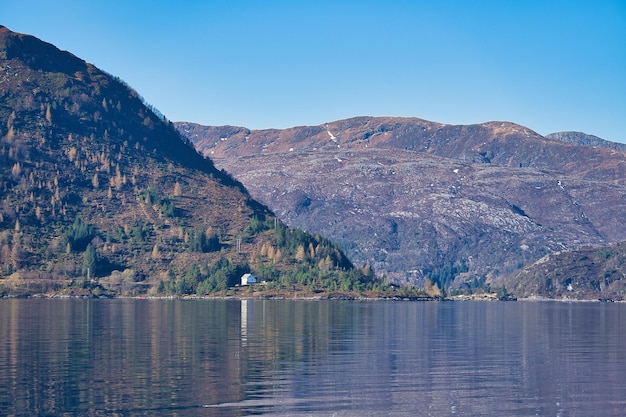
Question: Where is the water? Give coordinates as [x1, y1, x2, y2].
[1, 299, 625, 416]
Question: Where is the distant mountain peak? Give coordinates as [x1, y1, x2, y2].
[546, 131, 626, 152]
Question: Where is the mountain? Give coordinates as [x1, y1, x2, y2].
[504, 242, 626, 300]
[546, 131, 626, 152]
[0, 26, 382, 297]
[177, 117, 626, 298]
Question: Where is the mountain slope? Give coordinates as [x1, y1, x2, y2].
[0, 26, 380, 297]
[504, 243, 626, 300]
[177, 118, 626, 297]
[546, 131, 626, 152]
[180, 118, 626, 183]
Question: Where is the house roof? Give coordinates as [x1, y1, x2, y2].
[241, 273, 256, 282]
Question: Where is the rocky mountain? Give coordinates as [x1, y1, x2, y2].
[0, 26, 381, 297]
[546, 131, 626, 152]
[504, 243, 626, 300]
[177, 118, 626, 297]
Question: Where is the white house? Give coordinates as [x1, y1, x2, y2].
[241, 273, 257, 286]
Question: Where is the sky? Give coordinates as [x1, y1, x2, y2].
[2, 1, 626, 142]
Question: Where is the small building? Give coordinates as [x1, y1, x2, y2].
[241, 273, 257, 286]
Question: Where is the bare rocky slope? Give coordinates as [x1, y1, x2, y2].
[546, 131, 626, 152]
[177, 118, 626, 297]
[505, 243, 626, 300]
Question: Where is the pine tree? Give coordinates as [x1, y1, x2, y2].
[83, 244, 98, 277]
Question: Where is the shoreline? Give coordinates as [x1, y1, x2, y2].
[2, 292, 622, 302]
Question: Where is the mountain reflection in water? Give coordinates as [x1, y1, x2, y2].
[1, 299, 625, 416]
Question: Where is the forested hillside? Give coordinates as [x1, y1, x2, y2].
[0, 25, 391, 298]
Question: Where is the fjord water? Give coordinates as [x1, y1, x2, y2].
[1, 299, 625, 416]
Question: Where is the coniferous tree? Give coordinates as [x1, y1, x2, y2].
[83, 243, 97, 277]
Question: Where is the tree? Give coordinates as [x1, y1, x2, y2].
[11, 162, 21, 177]
[83, 243, 98, 277]
[65, 217, 95, 252]
[188, 229, 206, 253]
[67, 147, 78, 162]
[188, 229, 220, 253]
[295, 245, 306, 262]
[151, 243, 160, 259]
[11, 233, 23, 270]
[318, 256, 332, 272]
[424, 279, 442, 298]
[173, 181, 182, 197]
[206, 232, 220, 252]
[130, 222, 149, 244]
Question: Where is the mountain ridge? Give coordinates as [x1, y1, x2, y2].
[179, 117, 626, 183]
[177, 118, 626, 298]
[546, 131, 626, 152]
[4, 24, 623, 300]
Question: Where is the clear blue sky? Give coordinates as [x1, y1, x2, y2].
[2, 1, 626, 142]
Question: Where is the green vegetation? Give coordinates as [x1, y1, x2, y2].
[64, 217, 96, 252]
[158, 217, 389, 297]
[424, 259, 467, 293]
[82, 243, 98, 276]
[0, 27, 428, 300]
[159, 256, 247, 295]
[188, 228, 220, 253]
[140, 186, 178, 218]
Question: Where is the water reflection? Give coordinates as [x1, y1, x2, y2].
[1, 299, 625, 416]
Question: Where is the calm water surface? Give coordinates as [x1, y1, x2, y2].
[1, 299, 625, 416]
